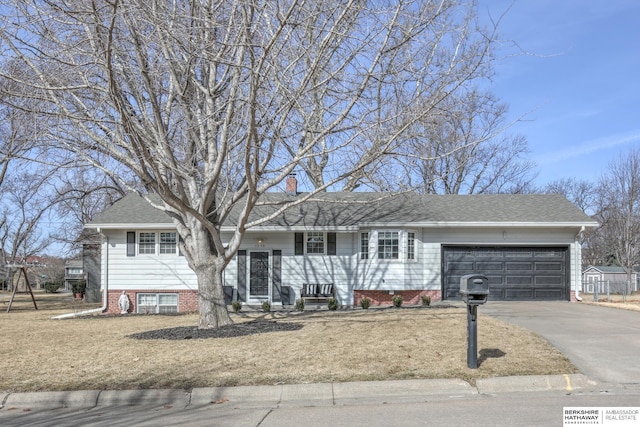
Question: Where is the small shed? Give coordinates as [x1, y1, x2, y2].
[582, 266, 638, 294]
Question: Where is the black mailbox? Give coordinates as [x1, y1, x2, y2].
[459, 274, 489, 305]
[460, 274, 489, 369]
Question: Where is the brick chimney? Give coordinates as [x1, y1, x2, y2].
[286, 174, 298, 195]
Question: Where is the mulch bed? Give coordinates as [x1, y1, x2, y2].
[128, 320, 303, 340]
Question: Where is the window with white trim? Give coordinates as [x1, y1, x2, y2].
[159, 232, 177, 254]
[407, 231, 416, 260]
[136, 293, 178, 313]
[138, 232, 156, 254]
[360, 232, 369, 260]
[294, 232, 337, 255]
[306, 232, 325, 254]
[377, 231, 399, 259]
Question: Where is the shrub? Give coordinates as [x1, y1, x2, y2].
[44, 282, 61, 293]
[295, 298, 305, 311]
[392, 294, 403, 308]
[360, 297, 371, 309]
[327, 297, 338, 310]
[261, 301, 271, 312]
[71, 280, 86, 296]
[421, 295, 431, 307]
[232, 301, 242, 313]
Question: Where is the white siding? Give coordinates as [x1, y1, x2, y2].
[103, 230, 197, 291]
[100, 225, 584, 305]
[352, 229, 429, 297]
[224, 232, 357, 304]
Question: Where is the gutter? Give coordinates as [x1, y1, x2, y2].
[574, 226, 585, 302]
[53, 229, 108, 319]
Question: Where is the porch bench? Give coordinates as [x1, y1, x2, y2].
[301, 283, 335, 303]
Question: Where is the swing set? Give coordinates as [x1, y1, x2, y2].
[3, 266, 38, 312]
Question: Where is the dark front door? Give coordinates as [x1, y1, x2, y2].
[250, 252, 269, 297]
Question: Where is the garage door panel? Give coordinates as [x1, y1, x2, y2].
[534, 289, 564, 299]
[535, 276, 564, 285]
[505, 288, 535, 299]
[506, 262, 533, 272]
[477, 262, 503, 271]
[505, 251, 533, 258]
[443, 246, 568, 301]
[477, 250, 503, 258]
[535, 262, 563, 271]
[535, 250, 565, 258]
[447, 262, 475, 272]
[506, 275, 533, 285]
[485, 275, 505, 285]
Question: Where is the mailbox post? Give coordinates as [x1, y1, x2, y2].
[459, 274, 489, 369]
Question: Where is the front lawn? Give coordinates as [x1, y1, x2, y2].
[0, 291, 577, 392]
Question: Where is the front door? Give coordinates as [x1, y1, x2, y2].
[249, 252, 269, 299]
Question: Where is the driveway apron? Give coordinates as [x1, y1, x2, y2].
[481, 301, 640, 385]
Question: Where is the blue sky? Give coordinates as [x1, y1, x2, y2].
[478, 0, 640, 187]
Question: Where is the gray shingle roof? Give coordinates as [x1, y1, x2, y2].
[585, 266, 628, 274]
[87, 192, 597, 230]
[88, 193, 173, 226]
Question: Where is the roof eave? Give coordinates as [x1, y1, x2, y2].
[223, 226, 360, 232]
[359, 221, 599, 228]
[87, 221, 599, 231]
[84, 223, 175, 230]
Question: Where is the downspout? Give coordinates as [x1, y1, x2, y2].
[574, 226, 585, 302]
[53, 228, 109, 319]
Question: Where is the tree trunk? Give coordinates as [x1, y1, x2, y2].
[185, 220, 233, 329]
[195, 261, 232, 329]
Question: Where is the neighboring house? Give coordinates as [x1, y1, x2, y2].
[78, 230, 103, 303]
[85, 177, 597, 314]
[582, 265, 638, 294]
[64, 259, 86, 292]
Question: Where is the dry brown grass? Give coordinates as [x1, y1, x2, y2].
[0, 291, 577, 393]
[581, 292, 640, 312]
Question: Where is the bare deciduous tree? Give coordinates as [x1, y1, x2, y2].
[591, 148, 640, 294]
[542, 178, 598, 270]
[0, 169, 59, 265]
[0, 0, 500, 328]
[543, 177, 596, 215]
[0, 79, 52, 275]
[53, 166, 130, 249]
[382, 89, 537, 194]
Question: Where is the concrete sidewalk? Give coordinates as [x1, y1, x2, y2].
[0, 374, 596, 412]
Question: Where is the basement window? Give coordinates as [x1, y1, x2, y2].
[136, 293, 178, 314]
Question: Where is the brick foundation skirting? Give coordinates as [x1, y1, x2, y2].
[106, 290, 199, 314]
[354, 289, 441, 307]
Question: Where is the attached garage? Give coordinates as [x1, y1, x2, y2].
[442, 246, 570, 301]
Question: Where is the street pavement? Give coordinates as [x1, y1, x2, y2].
[1, 301, 639, 426]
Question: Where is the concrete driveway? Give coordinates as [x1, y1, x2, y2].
[481, 301, 640, 385]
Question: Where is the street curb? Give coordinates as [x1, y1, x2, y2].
[190, 379, 476, 408]
[2, 390, 100, 411]
[0, 375, 599, 412]
[191, 382, 338, 408]
[476, 374, 597, 394]
[332, 379, 476, 405]
[97, 389, 191, 408]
